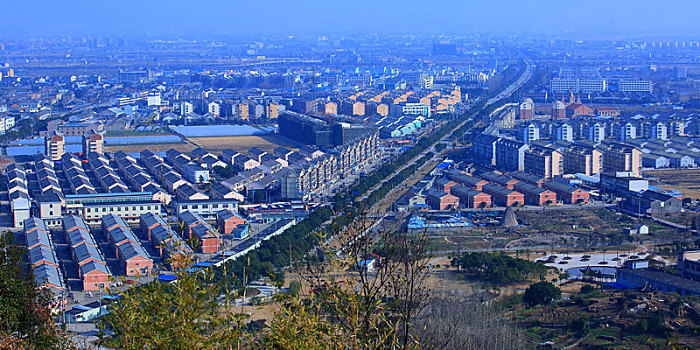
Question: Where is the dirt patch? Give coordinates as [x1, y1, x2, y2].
[647, 168, 700, 199]
[186, 135, 299, 154]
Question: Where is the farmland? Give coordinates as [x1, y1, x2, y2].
[646, 168, 700, 199]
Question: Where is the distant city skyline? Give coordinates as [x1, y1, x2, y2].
[1, 0, 699, 39]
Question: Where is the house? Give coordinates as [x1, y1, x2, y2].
[482, 184, 525, 207]
[190, 224, 221, 253]
[176, 183, 209, 201]
[629, 223, 649, 235]
[445, 170, 488, 191]
[434, 178, 458, 194]
[116, 241, 153, 276]
[178, 211, 221, 253]
[79, 261, 111, 291]
[216, 209, 249, 239]
[450, 186, 491, 208]
[210, 182, 245, 201]
[425, 189, 459, 210]
[542, 181, 589, 204]
[513, 182, 557, 206]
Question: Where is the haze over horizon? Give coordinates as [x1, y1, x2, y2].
[2, 0, 699, 39]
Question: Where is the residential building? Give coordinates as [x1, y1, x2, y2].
[521, 124, 540, 143]
[523, 146, 563, 178]
[555, 123, 573, 142]
[601, 142, 642, 177]
[519, 98, 534, 120]
[216, 209, 249, 239]
[495, 139, 530, 172]
[82, 133, 104, 155]
[45, 133, 65, 161]
[614, 122, 637, 141]
[562, 145, 603, 175]
[551, 100, 567, 119]
[587, 123, 606, 143]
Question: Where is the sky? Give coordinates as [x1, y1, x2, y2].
[2, 0, 699, 39]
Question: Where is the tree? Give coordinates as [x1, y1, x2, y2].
[523, 282, 561, 307]
[98, 255, 247, 350]
[0, 232, 70, 349]
[299, 213, 432, 349]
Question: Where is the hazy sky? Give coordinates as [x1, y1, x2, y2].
[2, 0, 698, 39]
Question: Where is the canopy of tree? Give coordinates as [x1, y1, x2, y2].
[451, 252, 548, 284]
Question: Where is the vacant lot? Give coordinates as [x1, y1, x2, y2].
[186, 135, 299, 154]
[646, 168, 700, 199]
[515, 209, 675, 236]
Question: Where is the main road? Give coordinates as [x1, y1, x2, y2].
[358, 59, 534, 210]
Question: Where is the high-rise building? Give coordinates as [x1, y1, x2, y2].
[237, 103, 249, 120]
[648, 122, 668, 140]
[266, 103, 279, 119]
[45, 133, 65, 161]
[208, 102, 220, 117]
[669, 120, 685, 136]
[82, 133, 104, 155]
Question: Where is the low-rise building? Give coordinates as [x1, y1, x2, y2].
[216, 209, 249, 239]
[542, 181, 589, 204]
[450, 186, 491, 208]
[482, 184, 524, 207]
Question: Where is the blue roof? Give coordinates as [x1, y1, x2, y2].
[158, 275, 178, 281]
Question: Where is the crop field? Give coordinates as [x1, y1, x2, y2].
[646, 168, 700, 199]
[186, 135, 298, 153]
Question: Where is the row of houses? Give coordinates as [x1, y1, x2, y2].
[416, 168, 590, 211]
[62, 215, 112, 291]
[178, 211, 222, 253]
[8, 163, 31, 228]
[24, 217, 65, 292]
[140, 212, 192, 270]
[102, 214, 153, 276]
[280, 133, 380, 200]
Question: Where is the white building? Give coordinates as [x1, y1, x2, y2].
[615, 122, 637, 141]
[521, 124, 540, 143]
[147, 93, 161, 106]
[180, 101, 194, 116]
[208, 102, 220, 117]
[587, 123, 606, 143]
[648, 122, 668, 140]
[555, 123, 573, 142]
